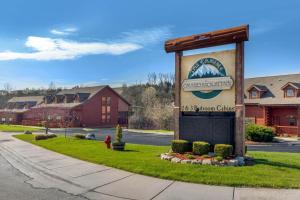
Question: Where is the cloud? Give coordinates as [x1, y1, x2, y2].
[122, 26, 172, 45]
[0, 26, 171, 61]
[0, 36, 142, 61]
[50, 27, 78, 36]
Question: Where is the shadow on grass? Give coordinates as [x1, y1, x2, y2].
[255, 158, 300, 170]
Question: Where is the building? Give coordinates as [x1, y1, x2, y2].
[245, 74, 300, 137]
[1, 85, 130, 128]
[0, 96, 44, 124]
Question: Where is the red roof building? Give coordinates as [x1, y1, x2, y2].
[1, 85, 130, 128]
[245, 74, 300, 137]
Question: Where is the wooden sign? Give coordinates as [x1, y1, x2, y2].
[164, 25, 249, 156]
[181, 50, 235, 112]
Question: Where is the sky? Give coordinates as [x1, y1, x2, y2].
[0, 0, 299, 90]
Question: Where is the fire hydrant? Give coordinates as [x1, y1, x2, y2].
[104, 135, 111, 149]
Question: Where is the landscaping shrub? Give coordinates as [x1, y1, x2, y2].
[246, 124, 275, 142]
[214, 156, 223, 162]
[74, 134, 86, 139]
[171, 140, 190, 153]
[24, 130, 32, 134]
[35, 134, 57, 140]
[192, 141, 210, 155]
[214, 144, 233, 158]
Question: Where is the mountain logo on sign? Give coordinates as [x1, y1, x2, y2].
[187, 57, 227, 99]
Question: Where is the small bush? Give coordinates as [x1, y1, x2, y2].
[214, 144, 233, 158]
[202, 154, 210, 158]
[193, 141, 210, 155]
[74, 134, 86, 139]
[171, 140, 190, 153]
[48, 134, 57, 139]
[24, 130, 32, 134]
[246, 124, 275, 142]
[35, 134, 57, 140]
[214, 156, 223, 162]
[186, 154, 195, 159]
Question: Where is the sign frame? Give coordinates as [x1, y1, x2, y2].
[164, 25, 249, 156]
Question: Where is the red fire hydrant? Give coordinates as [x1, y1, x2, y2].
[104, 135, 111, 149]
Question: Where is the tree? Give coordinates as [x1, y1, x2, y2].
[3, 83, 13, 93]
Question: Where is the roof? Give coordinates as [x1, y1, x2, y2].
[57, 85, 105, 99]
[247, 84, 268, 92]
[8, 96, 44, 104]
[245, 74, 300, 105]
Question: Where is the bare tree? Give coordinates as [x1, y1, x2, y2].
[48, 81, 56, 90]
[3, 83, 13, 93]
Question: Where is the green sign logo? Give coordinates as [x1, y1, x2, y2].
[187, 58, 228, 99]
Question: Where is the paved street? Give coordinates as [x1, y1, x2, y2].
[0, 132, 300, 200]
[0, 153, 85, 200]
[48, 128, 300, 153]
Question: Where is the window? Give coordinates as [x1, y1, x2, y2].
[101, 96, 111, 123]
[251, 90, 258, 99]
[286, 88, 295, 97]
[56, 116, 62, 120]
[1, 118, 5, 122]
[9, 118, 13, 122]
[288, 117, 297, 126]
[47, 115, 52, 120]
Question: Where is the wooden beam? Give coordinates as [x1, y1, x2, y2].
[174, 51, 182, 140]
[298, 106, 300, 137]
[234, 42, 245, 156]
[165, 25, 249, 53]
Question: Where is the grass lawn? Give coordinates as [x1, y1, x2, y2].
[14, 134, 300, 189]
[0, 124, 43, 132]
[126, 129, 173, 134]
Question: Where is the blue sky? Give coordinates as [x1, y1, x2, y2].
[0, 0, 299, 89]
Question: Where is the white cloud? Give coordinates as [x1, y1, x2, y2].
[0, 36, 142, 61]
[122, 26, 172, 45]
[50, 27, 78, 36]
[0, 26, 171, 61]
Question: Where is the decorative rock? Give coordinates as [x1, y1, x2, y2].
[160, 153, 172, 161]
[181, 159, 191, 164]
[202, 159, 212, 165]
[227, 159, 238, 166]
[171, 157, 181, 163]
[236, 156, 245, 166]
[191, 160, 202, 164]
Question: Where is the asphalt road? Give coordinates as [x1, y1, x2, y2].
[0, 154, 86, 200]
[49, 128, 300, 153]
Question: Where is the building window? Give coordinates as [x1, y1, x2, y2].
[56, 116, 62, 120]
[9, 118, 13, 122]
[288, 117, 297, 126]
[286, 88, 295, 97]
[47, 115, 52, 120]
[1, 118, 5, 122]
[101, 97, 111, 123]
[250, 90, 258, 99]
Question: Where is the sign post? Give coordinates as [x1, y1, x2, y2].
[165, 25, 249, 156]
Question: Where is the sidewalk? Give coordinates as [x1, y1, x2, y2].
[0, 132, 299, 200]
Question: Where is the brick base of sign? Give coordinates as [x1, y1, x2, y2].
[160, 153, 254, 166]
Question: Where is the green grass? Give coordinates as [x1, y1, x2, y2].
[0, 124, 43, 132]
[14, 134, 300, 189]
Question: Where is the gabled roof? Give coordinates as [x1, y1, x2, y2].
[281, 82, 300, 90]
[57, 85, 106, 99]
[247, 84, 268, 92]
[0, 96, 44, 112]
[8, 96, 44, 104]
[245, 74, 300, 105]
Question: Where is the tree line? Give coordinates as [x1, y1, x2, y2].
[121, 73, 175, 130]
